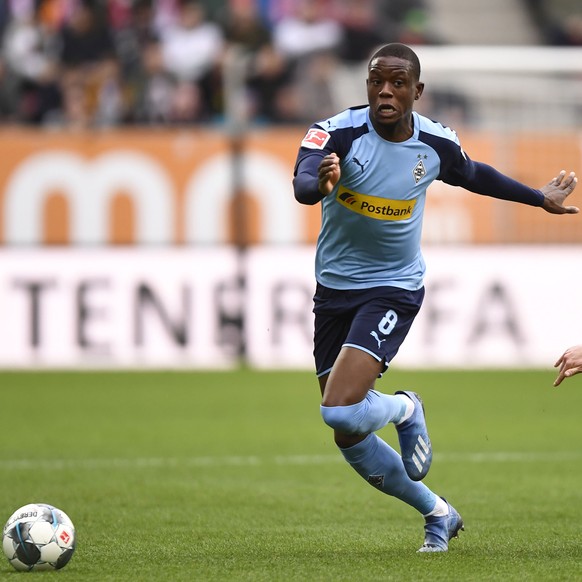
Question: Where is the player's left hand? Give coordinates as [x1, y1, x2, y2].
[540, 170, 579, 214]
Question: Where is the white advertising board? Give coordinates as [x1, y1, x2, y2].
[244, 246, 316, 369]
[1, 246, 581, 369]
[244, 246, 582, 370]
[398, 246, 582, 369]
[0, 249, 240, 368]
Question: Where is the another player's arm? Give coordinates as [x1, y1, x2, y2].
[293, 153, 341, 205]
[554, 344, 582, 386]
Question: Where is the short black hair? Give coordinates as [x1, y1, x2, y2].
[368, 43, 421, 81]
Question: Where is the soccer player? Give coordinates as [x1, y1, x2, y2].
[292, 43, 578, 552]
[554, 345, 582, 386]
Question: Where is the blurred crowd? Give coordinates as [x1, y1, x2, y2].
[0, 0, 579, 130]
[523, 0, 582, 46]
[0, 0, 441, 128]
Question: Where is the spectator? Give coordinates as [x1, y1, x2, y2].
[58, 1, 115, 70]
[92, 55, 125, 126]
[129, 34, 176, 125]
[271, 0, 343, 122]
[222, 0, 271, 53]
[255, 0, 295, 28]
[523, 0, 582, 46]
[110, 0, 157, 81]
[49, 75, 91, 131]
[106, 0, 134, 31]
[272, 0, 342, 62]
[150, 0, 181, 37]
[1, 3, 61, 123]
[55, 0, 124, 126]
[548, 14, 582, 46]
[222, 0, 290, 122]
[375, 0, 433, 43]
[167, 79, 205, 124]
[0, 1, 11, 38]
[334, 0, 389, 64]
[197, 0, 229, 25]
[0, 56, 20, 121]
[159, 0, 224, 120]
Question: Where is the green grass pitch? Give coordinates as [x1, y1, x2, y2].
[0, 369, 581, 581]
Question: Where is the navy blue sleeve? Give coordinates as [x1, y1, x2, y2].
[449, 159, 544, 207]
[419, 129, 544, 207]
[292, 124, 336, 206]
[293, 116, 370, 206]
[293, 154, 326, 205]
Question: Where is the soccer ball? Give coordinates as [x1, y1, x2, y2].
[2, 503, 76, 571]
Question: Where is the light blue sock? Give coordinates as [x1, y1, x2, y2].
[340, 433, 437, 514]
[321, 390, 407, 434]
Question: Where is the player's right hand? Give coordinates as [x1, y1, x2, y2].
[318, 153, 341, 197]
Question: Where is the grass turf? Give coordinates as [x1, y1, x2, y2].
[0, 369, 581, 581]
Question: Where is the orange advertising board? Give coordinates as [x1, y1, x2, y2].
[0, 127, 580, 245]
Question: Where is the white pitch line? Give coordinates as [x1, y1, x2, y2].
[0, 451, 581, 471]
[437, 451, 582, 463]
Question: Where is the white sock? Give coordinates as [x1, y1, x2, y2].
[424, 496, 449, 517]
[395, 394, 415, 425]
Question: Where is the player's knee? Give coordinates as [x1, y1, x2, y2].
[320, 402, 363, 434]
[333, 431, 364, 449]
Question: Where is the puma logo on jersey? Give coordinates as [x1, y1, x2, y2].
[370, 331, 386, 349]
[352, 157, 369, 174]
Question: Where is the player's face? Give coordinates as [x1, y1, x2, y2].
[366, 56, 424, 139]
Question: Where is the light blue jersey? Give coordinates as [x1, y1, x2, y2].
[294, 106, 542, 291]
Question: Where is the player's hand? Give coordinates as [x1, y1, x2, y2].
[553, 344, 582, 386]
[318, 153, 341, 197]
[540, 170, 579, 214]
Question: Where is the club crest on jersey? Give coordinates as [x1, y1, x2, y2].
[413, 155, 427, 184]
[301, 128, 331, 149]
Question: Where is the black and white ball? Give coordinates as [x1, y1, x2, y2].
[2, 503, 76, 571]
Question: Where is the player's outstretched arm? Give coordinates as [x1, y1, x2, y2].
[553, 344, 582, 386]
[540, 170, 579, 214]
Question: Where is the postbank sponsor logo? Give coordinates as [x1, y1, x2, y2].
[336, 186, 416, 220]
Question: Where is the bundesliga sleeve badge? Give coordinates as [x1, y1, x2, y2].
[301, 128, 331, 150]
